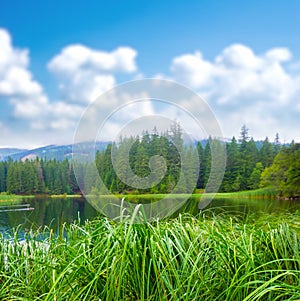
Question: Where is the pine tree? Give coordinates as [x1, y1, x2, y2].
[196, 142, 205, 189]
[239, 125, 249, 144]
[202, 138, 212, 188]
[237, 125, 259, 190]
[273, 133, 281, 155]
[7, 161, 22, 194]
[249, 162, 264, 190]
[221, 136, 240, 192]
[0, 162, 7, 192]
[260, 137, 274, 168]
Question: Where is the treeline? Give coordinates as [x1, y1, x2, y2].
[95, 124, 287, 195]
[95, 123, 198, 194]
[218, 125, 282, 192]
[0, 159, 79, 195]
[260, 143, 300, 198]
[0, 124, 299, 197]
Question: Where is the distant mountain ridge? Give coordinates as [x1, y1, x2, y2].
[0, 142, 109, 162]
[0, 139, 279, 162]
[0, 148, 28, 161]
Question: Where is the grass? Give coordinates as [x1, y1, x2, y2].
[0, 187, 277, 203]
[0, 193, 34, 206]
[50, 194, 83, 198]
[1, 211, 300, 300]
[205, 187, 278, 199]
[100, 187, 277, 201]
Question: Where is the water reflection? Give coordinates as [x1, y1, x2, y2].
[0, 197, 98, 236]
[205, 197, 300, 216]
[1, 196, 300, 236]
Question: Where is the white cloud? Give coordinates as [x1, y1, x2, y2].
[11, 95, 48, 119]
[0, 29, 43, 97]
[170, 43, 299, 105]
[265, 47, 292, 62]
[48, 45, 138, 103]
[0, 29, 139, 146]
[12, 96, 84, 132]
[171, 51, 214, 88]
[0, 66, 43, 96]
[216, 44, 263, 70]
[0, 28, 299, 147]
[0, 30, 28, 69]
[0, 28, 85, 138]
[98, 100, 155, 141]
[170, 44, 300, 141]
[58, 72, 116, 104]
[48, 45, 137, 74]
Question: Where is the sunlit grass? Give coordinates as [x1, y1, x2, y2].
[50, 194, 83, 198]
[0, 193, 33, 206]
[1, 211, 300, 300]
[211, 187, 278, 199]
[91, 187, 277, 201]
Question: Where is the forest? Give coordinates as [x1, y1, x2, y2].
[0, 125, 299, 198]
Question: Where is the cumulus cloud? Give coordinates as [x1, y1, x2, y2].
[48, 45, 138, 103]
[48, 45, 137, 74]
[0, 29, 141, 147]
[0, 28, 48, 123]
[170, 43, 300, 141]
[1, 28, 299, 146]
[58, 72, 116, 105]
[12, 97, 83, 131]
[170, 44, 299, 105]
[265, 48, 292, 62]
[0, 28, 85, 140]
[0, 29, 43, 97]
[216, 44, 263, 70]
[171, 51, 214, 88]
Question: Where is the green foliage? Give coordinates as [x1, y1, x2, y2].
[95, 122, 198, 195]
[0, 158, 79, 195]
[221, 127, 252, 192]
[221, 136, 240, 192]
[0, 124, 292, 196]
[1, 213, 300, 300]
[249, 162, 264, 190]
[260, 137, 275, 168]
[220, 126, 283, 193]
[260, 144, 300, 198]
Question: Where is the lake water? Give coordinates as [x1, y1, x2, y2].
[1, 196, 300, 236]
[0, 197, 98, 236]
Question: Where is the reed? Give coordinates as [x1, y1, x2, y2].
[1, 211, 300, 300]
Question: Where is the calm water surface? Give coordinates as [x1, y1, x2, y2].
[1, 196, 300, 236]
[0, 197, 98, 235]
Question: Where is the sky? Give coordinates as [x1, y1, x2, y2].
[0, 0, 299, 148]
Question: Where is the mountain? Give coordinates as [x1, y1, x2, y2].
[0, 139, 281, 162]
[0, 148, 28, 161]
[0, 142, 110, 162]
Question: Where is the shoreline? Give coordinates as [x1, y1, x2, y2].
[1, 187, 298, 202]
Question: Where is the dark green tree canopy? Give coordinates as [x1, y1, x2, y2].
[0, 125, 294, 197]
[260, 143, 300, 198]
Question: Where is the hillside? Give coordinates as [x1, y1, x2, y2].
[0, 142, 109, 162]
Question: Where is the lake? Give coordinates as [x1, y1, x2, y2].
[0, 197, 98, 236]
[1, 196, 300, 237]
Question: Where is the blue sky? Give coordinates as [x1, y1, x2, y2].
[0, 0, 299, 148]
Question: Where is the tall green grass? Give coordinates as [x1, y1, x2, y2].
[1, 211, 300, 300]
[213, 187, 278, 199]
